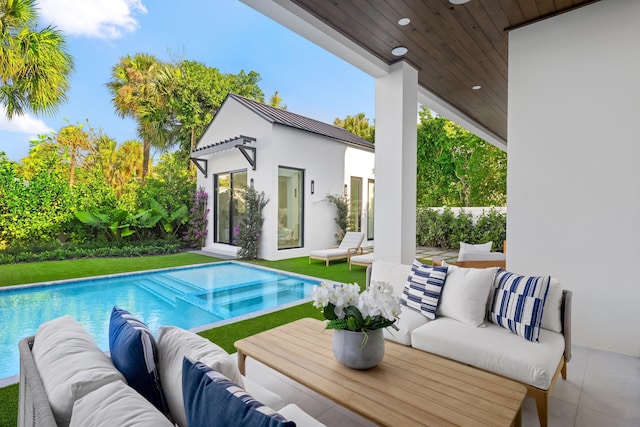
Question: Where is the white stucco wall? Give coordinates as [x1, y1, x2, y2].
[195, 97, 374, 261]
[344, 147, 375, 243]
[508, 0, 640, 356]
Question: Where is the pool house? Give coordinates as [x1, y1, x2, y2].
[192, 93, 375, 261]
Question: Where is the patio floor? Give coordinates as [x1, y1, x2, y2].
[243, 345, 640, 426]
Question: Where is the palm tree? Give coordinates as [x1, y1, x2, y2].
[56, 123, 91, 187]
[0, 0, 74, 118]
[106, 53, 176, 181]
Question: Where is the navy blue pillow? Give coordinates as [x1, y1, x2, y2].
[182, 358, 295, 427]
[109, 306, 170, 418]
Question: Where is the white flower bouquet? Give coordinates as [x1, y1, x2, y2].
[312, 281, 401, 332]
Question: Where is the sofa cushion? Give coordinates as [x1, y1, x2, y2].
[458, 241, 492, 259]
[371, 261, 413, 297]
[31, 315, 125, 427]
[383, 305, 430, 345]
[437, 265, 498, 327]
[156, 326, 244, 427]
[182, 358, 295, 427]
[488, 270, 550, 342]
[401, 261, 448, 319]
[542, 278, 563, 332]
[109, 307, 169, 416]
[69, 380, 173, 427]
[411, 317, 565, 389]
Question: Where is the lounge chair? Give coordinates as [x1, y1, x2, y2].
[349, 252, 374, 270]
[309, 232, 365, 266]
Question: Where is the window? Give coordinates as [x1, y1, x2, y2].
[278, 167, 303, 249]
[367, 179, 374, 240]
[214, 170, 247, 245]
[350, 176, 363, 232]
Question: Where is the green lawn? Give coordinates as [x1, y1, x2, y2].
[0, 254, 367, 426]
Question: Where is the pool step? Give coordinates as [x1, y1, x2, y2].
[152, 274, 203, 294]
[195, 279, 308, 319]
[136, 279, 178, 306]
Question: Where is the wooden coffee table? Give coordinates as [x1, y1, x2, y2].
[235, 318, 526, 427]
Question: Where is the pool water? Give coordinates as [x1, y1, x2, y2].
[0, 261, 319, 380]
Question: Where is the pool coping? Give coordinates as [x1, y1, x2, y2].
[0, 261, 336, 386]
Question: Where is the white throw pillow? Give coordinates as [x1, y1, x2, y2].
[31, 315, 125, 427]
[541, 278, 563, 332]
[437, 265, 498, 327]
[70, 380, 173, 427]
[458, 241, 493, 259]
[156, 326, 244, 427]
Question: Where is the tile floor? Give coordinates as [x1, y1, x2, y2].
[243, 345, 640, 426]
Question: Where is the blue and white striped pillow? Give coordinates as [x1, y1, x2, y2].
[401, 260, 448, 319]
[182, 358, 295, 427]
[488, 269, 550, 342]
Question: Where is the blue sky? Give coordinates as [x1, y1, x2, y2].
[0, 0, 375, 162]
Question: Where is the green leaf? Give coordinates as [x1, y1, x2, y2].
[323, 303, 338, 320]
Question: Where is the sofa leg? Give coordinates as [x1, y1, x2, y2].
[534, 393, 548, 427]
[561, 360, 567, 380]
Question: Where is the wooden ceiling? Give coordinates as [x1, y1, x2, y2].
[289, 0, 599, 143]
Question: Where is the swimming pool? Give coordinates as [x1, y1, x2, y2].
[0, 261, 320, 381]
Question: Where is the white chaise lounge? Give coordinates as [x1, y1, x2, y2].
[308, 232, 365, 266]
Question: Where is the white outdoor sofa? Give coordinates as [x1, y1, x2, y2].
[366, 261, 572, 427]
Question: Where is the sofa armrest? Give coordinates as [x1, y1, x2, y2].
[18, 336, 57, 427]
[561, 290, 573, 363]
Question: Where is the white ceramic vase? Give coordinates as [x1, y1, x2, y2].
[332, 328, 385, 369]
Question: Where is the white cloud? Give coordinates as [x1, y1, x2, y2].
[0, 107, 54, 135]
[38, 0, 147, 39]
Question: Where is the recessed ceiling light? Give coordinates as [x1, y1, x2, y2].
[398, 17, 410, 26]
[449, 0, 470, 4]
[391, 46, 408, 56]
[472, 85, 482, 90]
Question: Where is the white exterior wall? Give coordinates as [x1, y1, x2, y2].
[344, 147, 375, 243]
[508, 0, 640, 356]
[195, 97, 374, 261]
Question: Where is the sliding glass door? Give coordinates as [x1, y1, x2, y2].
[214, 170, 247, 245]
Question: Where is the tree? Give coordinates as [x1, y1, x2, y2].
[333, 113, 374, 143]
[56, 122, 91, 187]
[417, 106, 506, 207]
[268, 91, 287, 110]
[169, 60, 264, 156]
[0, 0, 74, 118]
[106, 53, 177, 181]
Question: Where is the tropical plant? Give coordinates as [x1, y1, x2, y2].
[106, 53, 177, 181]
[236, 186, 268, 259]
[56, 122, 91, 187]
[74, 210, 135, 241]
[0, 0, 74, 118]
[324, 193, 350, 244]
[312, 281, 400, 333]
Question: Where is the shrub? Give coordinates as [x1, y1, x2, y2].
[0, 239, 181, 265]
[324, 194, 350, 244]
[236, 187, 268, 260]
[183, 187, 209, 248]
[415, 206, 506, 250]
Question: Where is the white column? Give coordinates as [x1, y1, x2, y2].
[374, 61, 418, 264]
